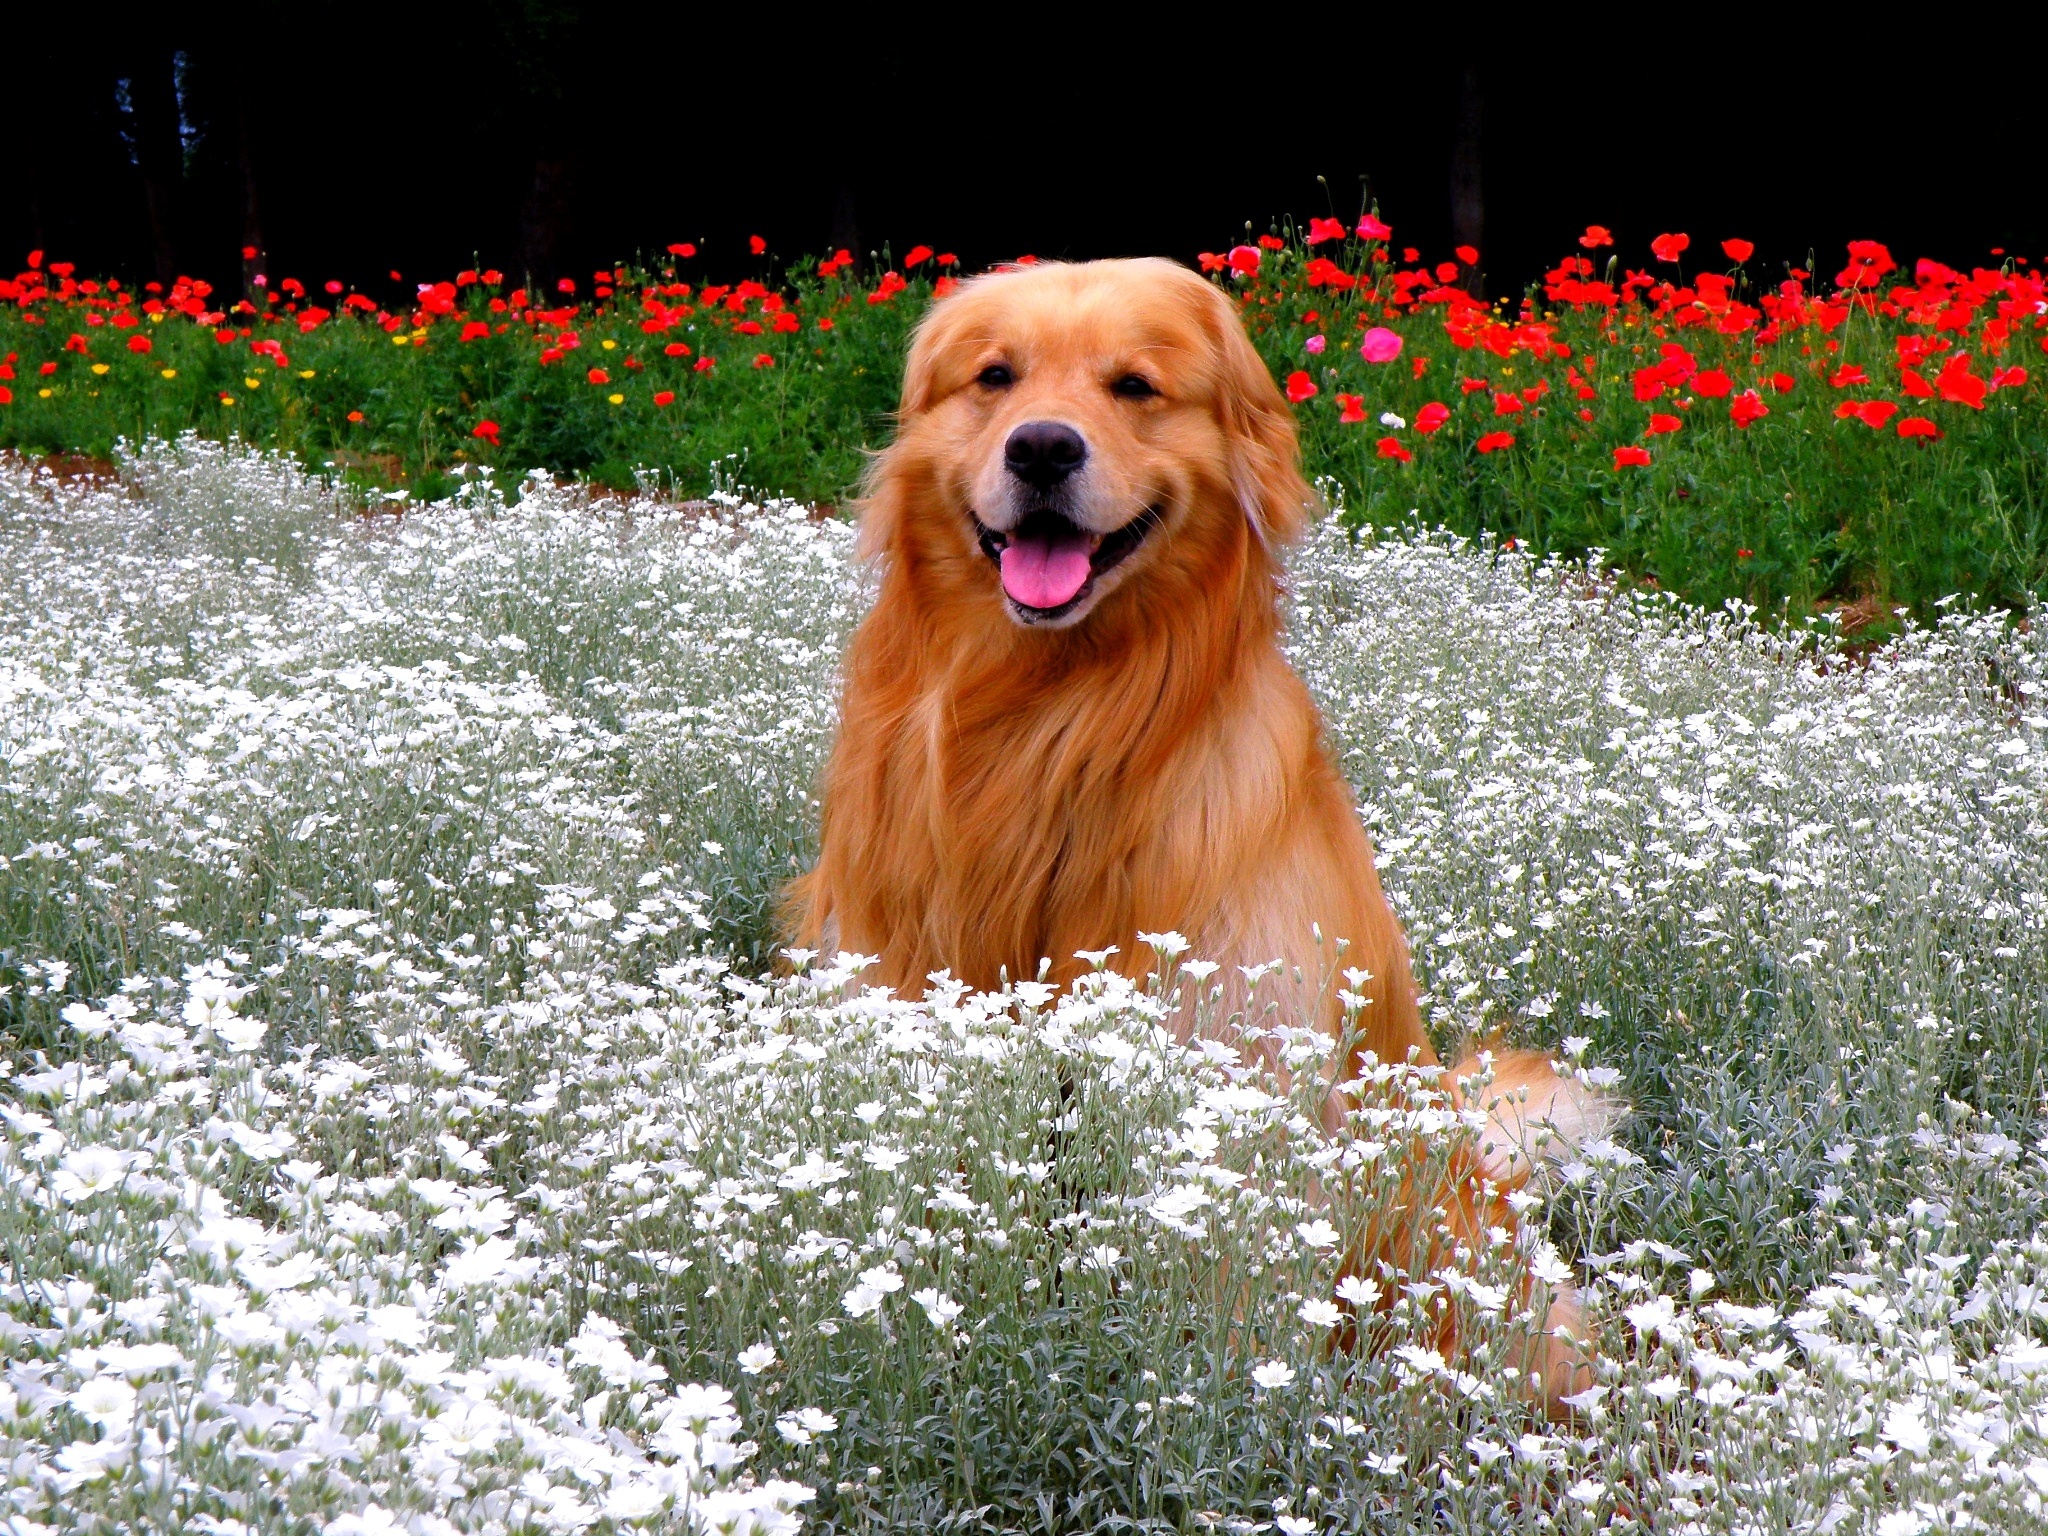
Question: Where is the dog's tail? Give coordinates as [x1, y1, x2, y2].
[1448, 1047, 1617, 1414]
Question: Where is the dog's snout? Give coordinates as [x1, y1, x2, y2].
[1004, 421, 1088, 489]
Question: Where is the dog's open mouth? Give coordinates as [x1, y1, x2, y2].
[974, 506, 1163, 617]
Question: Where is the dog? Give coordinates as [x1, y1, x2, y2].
[785, 257, 1604, 1412]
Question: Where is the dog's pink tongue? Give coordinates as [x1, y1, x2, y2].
[1000, 527, 1094, 609]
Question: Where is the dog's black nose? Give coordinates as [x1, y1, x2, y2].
[1004, 421, 1087, 488]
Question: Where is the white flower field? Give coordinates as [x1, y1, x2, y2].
[3, 439, 2048, 1534]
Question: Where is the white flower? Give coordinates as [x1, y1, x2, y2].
[69, 1374, 137, 1430]
[212, 1013, 269, 1053]
[1298, 1298, 1342, 1329]
[53, 1145, 132, 1203]
[325, 1507, 407, 1536]
[59, 1001, 114, 1038]
[602, 1480, 667, 1522]
[1335, 1274, 1381, 1309]
[842, 1263, 903, 1319]
[182, 977, 242, 1033]
[737, 1342, 778, 1376]
[912, 1288, 964, 1327]
[1379, 411, 1406, 429]
[1250, 1360, 1296, 1392]
[1276, 1518, 1316, 1535]
[1294, 1219, 1340, 1251]
[775, 1406, 838, 1445]
[1080, 1244, 1122, 1273]
[441, 1235, 520, 1289]
[1466, 1437, 1510, 1467]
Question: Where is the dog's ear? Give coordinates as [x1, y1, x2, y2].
[857, 287, 971, 561]
[897, 285, 971, 420]
[1202, 280, 1316, 548]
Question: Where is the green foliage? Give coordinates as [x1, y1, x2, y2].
[4, 228, 2044, 626]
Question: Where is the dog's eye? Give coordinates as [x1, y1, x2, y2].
[977, 363, 1014, 389]
[1111, 373, 1157, 400]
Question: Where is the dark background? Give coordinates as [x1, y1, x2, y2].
[10, 8, 2045, 298]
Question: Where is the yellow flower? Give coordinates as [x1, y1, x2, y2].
[38, 388, 52, 398]
[298, 369, 316, 379]
[601, 339, 618, 350]
[220, 394, 236, 405]
[160, 368, 178, 380]
[607, 392, 625, 405]
[148, 311, 164, 323]
[91, 363, 110, 375]
[392, 334, 409, 346]
[244, 377, 261, 389]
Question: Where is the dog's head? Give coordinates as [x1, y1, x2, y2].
[865, 258, 1313, 630]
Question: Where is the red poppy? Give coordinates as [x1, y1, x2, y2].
[1376, 436, 1413, 462]
[1197, 252, 1228, 274]
[667, 242, 697, 258]
[1228, 246, 1261, 276]
[1306, 217, 1348, 247]
[1900, 368, 1935, 399]
[1459, 377, 1490, 395]
[1737, 548, 1753, 559]
[1455, 245, 1479, 266]
[1993, 365, 2029, 390]
[1650, 232, 1691, 263]
[1645, 413, 1682, 435]
[1613, 445, 1651, 468]
[126, 334, 151, 354]
[1256, 234, 1286, 251]
[459, 321, 490, 343]
[1335, 392, 1366, 423]
[1730, 390, 1769, 427]
[1474, 431, 1514, 453]
[1284, 370, 1318, 403]
[904, 245, 934, 267]
[749, 235, 767, 255]
[587, 368, 609, 385]
[653, 390, 675, 407]
[1835, 399, 1898, 429]
[346, 410, 365, 423]
[1769, 372, 1796, 393]
[938, 253, 958, 266]
[1693, 368, 1733, 398]
[242, 245, 258, 260]
[1493, 392, 1523, 416]
[472, 419, 500, 444]
[1579, 225, 1614, 249]
[1828, 364, 1869, 388]
[38, 361, 57, 376]
[1936, 354, 1987, 408]
[753, 352, 774, 368]
[1721, 239, 1754, 263]
[1356, 213, 1393, 240]
[1414, 401, 1451, 434]
[557, 278, 576, 294]
[1897, 415, 1941, 439]
[694, 357, 715, 373]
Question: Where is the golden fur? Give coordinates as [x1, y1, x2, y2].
[786, 258, 1599, 1411]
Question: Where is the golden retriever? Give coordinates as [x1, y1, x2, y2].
[786, 257, 1602, 1412]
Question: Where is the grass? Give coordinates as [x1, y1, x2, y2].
[3, 441, 2047, 1532]
[2, 224, 2044, 628]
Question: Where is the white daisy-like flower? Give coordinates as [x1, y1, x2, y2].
[1250, 1360, 1296, 1392]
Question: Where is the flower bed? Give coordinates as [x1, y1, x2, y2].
[2, 218, 2044, 624]
[4, 442, 2048, 1531]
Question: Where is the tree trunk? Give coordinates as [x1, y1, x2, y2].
[127, 44, 186, 287]
[1449, 65, 1485, 296]
[518, 151, 576, 287]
